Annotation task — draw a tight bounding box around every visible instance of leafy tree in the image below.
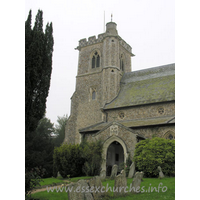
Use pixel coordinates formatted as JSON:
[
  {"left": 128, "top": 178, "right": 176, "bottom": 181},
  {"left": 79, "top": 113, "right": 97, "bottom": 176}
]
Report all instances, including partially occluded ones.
[
  {"left": 133, "top": 137, "right": 175, "bottom": 177},
  {"left": 53, "top": 115, "right": 68, "bottom": 147}
]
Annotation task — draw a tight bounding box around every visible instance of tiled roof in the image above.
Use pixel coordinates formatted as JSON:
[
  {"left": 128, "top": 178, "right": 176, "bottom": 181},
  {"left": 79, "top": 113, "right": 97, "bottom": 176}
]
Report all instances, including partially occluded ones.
[
  {"left": 79, "top": 115, "right": 175, "bottom": 133},
  {"left": 104, "top": 63, "right": 175, "bottom": 110}
]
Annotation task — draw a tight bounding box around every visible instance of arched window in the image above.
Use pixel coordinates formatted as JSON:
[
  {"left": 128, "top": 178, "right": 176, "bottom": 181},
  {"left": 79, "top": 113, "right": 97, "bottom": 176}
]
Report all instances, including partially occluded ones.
[
  {"left": 163, "top": 131, "right": 175, "bottom": 140},
  {"left": 120, "top": 54, "right": 124, "bottom": 71},
  {"left": 92, "top": 56, "right": 95, "bottom": 68},
  {"left": 91, "top": 51, "right": 100, "bottom": 68},
  {"left": 92, "top": 90, "right": 96, "bottom": 100}
]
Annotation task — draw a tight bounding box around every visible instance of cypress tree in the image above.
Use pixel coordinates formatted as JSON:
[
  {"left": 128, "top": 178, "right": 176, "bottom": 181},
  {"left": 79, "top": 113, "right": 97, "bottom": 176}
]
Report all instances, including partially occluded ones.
[{"left": 25, "top": 10, "right": 54, "bottom": 169}]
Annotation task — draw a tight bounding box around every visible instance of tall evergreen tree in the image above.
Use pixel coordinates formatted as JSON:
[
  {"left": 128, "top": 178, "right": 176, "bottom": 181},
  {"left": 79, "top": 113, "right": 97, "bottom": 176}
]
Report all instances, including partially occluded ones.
[
  {"left": 25, "top": 9, "right": 54, "bottom": 136},
  {"left": 25, "top": 10, "right": 54, "bottom": 170}
]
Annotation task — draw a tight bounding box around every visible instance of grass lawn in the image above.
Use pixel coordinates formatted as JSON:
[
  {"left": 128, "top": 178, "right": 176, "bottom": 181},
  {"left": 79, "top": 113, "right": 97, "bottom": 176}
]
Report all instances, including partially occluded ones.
[
  {"left": 31, "top": 177, "right": 175, "bottom": 200},
  {"left": 39, "top": 177, "right": 64, "bottom": 186},
  {"left": 38, "top": 176, "right": 92, "bottom": 186}
]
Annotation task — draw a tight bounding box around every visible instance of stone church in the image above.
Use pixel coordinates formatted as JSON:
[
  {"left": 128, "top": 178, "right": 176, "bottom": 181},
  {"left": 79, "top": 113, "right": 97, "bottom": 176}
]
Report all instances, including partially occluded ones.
[{"left": 64, "top": 21, "right": 175, "bottom": 173}]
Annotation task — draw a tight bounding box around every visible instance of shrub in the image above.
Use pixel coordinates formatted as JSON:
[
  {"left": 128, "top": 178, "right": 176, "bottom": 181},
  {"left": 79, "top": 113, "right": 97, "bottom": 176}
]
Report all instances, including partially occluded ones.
[
  {"left": 53, "top": 140, "right": 103, "bottom": 178},
  {"left": 80, "top": 140, "right": 103, "bottom": 176},
  {"left": 53, "top": 144, "right": 85, "bottom": 178},
  {"left": 25, "top": 167, "right": 45, "bottom": 199},
  {"left": 133, "top": 137, "right": 175, "bottom": 177}
]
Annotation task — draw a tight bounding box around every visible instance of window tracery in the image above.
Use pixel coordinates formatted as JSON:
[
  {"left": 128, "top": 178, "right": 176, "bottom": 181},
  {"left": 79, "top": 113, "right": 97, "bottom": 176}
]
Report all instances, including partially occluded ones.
[{"left": 91, "top": 51, "right": 100, "bottom": 68}]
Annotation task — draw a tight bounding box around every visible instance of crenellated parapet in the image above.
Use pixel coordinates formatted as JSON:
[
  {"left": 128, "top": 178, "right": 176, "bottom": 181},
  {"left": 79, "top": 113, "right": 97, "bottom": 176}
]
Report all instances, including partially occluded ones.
[
  {"left": 77, "top": 33, "right": 105, "bottom": 49},
  {"left": 119, "top": 38, "right": 132, "bottom": 54},
  {"left": 76, "top": 33, "right": 133, "bottom": 54}
]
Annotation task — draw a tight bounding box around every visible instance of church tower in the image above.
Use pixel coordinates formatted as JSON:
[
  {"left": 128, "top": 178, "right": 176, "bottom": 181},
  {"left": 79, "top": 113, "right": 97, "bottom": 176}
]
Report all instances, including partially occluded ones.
[{"left": 65, "top": 20, "right": 134, "bottom": 144}]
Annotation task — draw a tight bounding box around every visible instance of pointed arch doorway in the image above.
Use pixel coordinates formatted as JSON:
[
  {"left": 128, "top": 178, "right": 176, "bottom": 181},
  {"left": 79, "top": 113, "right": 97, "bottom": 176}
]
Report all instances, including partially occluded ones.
[
  {"left": 101, "top": 136, "right": 128, "bottom": 176},
  {"left": 106, "top": 141, "right": 124, "bottom": 176}
]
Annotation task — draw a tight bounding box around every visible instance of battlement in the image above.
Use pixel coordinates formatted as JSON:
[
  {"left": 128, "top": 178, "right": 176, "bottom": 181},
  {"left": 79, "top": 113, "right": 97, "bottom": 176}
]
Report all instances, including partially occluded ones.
[
  {"left": 78, "top": 33, "right": 105, "bottom": 48},
  {"left": 77, "top": 33, "right": 132, "bottom": 54},
  {"left": 119, "top": 38, "right": 132, "bottom": 53}
]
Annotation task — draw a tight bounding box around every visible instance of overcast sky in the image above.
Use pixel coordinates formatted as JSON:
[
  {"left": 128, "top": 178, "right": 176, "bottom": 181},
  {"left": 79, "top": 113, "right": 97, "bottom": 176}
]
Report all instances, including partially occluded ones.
[{"left": 25, "top": 0, "right": 175, "bottom": 125}]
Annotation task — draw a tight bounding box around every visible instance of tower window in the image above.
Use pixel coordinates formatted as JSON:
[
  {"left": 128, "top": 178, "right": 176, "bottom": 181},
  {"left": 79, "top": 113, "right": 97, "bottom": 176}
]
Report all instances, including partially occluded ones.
[
  {"left": 92, "top": 90, "right": 96, "bottom": 100},
  {"left": 92, "top": 56, "right": 95, "bottom": 68},
  {"left": 96, "top": 55, "right": 100, "bottom": 67},
  {"left": 91, "top": 51, "right": 100, "bottom": 68},
  {"left": 120, "top": 54, "right": 124, "bottom": 71}
]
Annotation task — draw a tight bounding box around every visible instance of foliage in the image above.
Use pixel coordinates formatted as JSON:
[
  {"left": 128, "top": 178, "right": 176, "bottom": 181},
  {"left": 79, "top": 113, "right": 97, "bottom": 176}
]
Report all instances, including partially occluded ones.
[
  {"left": 133, "top": 137, "right": 175, "bottom": 177},
  {"left": 25, "top": 9, "right": 54, "bottom": 198},
  {"left": 120, "top": 154, "right": 132, "bottom": 176},
  {"left": 53, "top": 144, "right": 85, "bottom": 178},
  {"left": 25, "top": 9, "right": 54, "bottom": 135},
  {"left": 26, "top": 117, "right": 55, "bottom": 178},
  {"left": 53, "top": 140, "right": 103, "bottom": 178},
  {"left": 80, "top": 140, "right": 103, "bottom": 176},
  {"left": 25, "top": 8, "right": 54, "bottom": 169},
  {"left": 25, "top": 167, "right": 45, "bottom": 199},
  {"left": 53, "top": 115, "right": 68, "bottom": 147}
]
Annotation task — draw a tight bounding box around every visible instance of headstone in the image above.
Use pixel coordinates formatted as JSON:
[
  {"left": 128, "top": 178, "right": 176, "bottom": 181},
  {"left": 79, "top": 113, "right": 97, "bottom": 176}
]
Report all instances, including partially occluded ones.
[
  {"left": 88, "top": 176, "right": 102, "bottom": 200},
  {"left": 110, "top": 164, "right": 118, "bottom": 179},
  {"left": 121, "top": 169, "right": 126, "bottom": 177},
  {"left": 56, "top": 171, "right": 61, "bottom": 178},
  {"left": 100, "top": 169, "right": 106, "bottom": 180},
  {"left": 68, "top": 179, "right": 94, "bottom": 200},
  {"left": 130, "top": 172, "right": 143, "bottom": 193},
  {"left": 114, "top": 170, "right": 127, "bottom": 197},
  {"left": 158, "top": 166, "right": 165, "bottom": 179},
  {"left": 128, "top": 162, "right": 135, "bottom": 178}
]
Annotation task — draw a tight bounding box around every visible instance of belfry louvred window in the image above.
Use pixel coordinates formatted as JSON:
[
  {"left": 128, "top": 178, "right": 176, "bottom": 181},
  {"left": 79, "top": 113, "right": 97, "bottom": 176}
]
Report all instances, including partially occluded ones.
[{"left": 92, "top": 51, "right": 100, "bottom": 68}]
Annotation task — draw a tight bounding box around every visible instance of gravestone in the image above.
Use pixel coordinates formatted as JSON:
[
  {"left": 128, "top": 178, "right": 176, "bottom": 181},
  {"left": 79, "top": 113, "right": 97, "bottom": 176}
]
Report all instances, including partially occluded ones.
[
  {"left": 114, "top": 170, "right": 127, "bottom": 197},
  {"left": 121, "top": 169, "right": 126, "bottom": 177},
  {"left": 131, "top": 172, "right": 143, "bottom": 193},
  {"left": 128, "top": 162, "right": 135, "bottom": 178},
  {"left": 158, "top": 166, "right": 165, "bottom": 179},
  {"left": 68, "top": 179, "right": 94, "bottom": 200},
  {"left": 88, "top": 176, "right": 102, "bottom": 200},
  {"left": 100, "top": 169, "right": 106, "bottom": 180},
  {"left": 110, "top": 164, "right": 118, "bottom": 179}
]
